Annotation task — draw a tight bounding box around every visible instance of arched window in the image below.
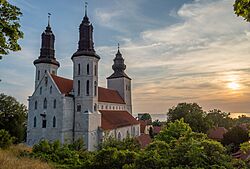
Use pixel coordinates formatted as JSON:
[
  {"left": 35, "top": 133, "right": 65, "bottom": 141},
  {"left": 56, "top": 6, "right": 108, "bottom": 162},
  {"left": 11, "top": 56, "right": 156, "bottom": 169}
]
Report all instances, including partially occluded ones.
[
  {"left": 33, "top": 117, "right": 37, "bottom": 128},
  {"left": 45, "top": 76, "right": 48, "bottom": 86},
  {"left": 94, "top": 103, "right": 97, "bottom": 111},
  {"left": 87, "top": 64, "right": 90, "bottom": 75},
  {"left": 50, "top": 86, "right": 52, "bottom": 94},
  {"left": 53, "top": 99, "right": 56, "bottom": 109},
  {"left": 94, "top": 65, "right": 97, "bottom": 76},
  {"left": 40, "top": 87, "right": 42, "bottom": 95},
  {"left": 118, "top": 132, "right": 121, "bottom": 141},
  {"left": 37, "top": 70, "right": 40, "bottom": 80},
  {"left": 53, "top": 116, "right": 56, "bottom": 128},
  {"left": 86, "top": 80, "right": 89, "bottom": 95},
  {"left": 78, "top": 64, "right": 80, "bottom": 75},
  {"left": 35, "top": 101, "right": 37, "bottom": 110},
  {"left": 43, "top": 98, "right": 47, "bottom": 109},
  {"left": 94, "top": 81, "right": 97, "bottom": 96},
  {"left": 77, "top": 105, "right": 81, "bottom": 112},
  {"left": 42, "top": 118, "right": 46, "bottom": 128},
  {"left": 77, "top": 80, "right": 80, "bottom": 96}
]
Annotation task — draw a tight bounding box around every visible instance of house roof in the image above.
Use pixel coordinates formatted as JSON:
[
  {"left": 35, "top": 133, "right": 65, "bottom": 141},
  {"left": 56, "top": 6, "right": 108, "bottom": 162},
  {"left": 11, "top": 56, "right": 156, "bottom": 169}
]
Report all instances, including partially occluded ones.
[
  {"left": 207, "top": 127, "right": 228, "bottom": 140},
  {"left": 50, "top": 74, "right": 125, "bottom": 104},
  {"left": 153, "top": 126, "right": 162, "bottom": 134},
  {"left": 100, "top": 110, "right": 139, "bottom": 130},
  {"left": 136, "top": 134, "right": 152, "bottom": 148}
]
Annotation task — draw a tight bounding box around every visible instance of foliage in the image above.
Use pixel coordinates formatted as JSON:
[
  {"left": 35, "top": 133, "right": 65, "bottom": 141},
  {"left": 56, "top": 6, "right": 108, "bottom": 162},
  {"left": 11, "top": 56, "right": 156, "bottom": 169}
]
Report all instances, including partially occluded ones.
[
  {"left": 234, "top": 0, "right": 250, "bottom": 22},
  {"left": 139, "top": 113, "right": 152, "bottom": 121},
  {"left": 149, "top": 127, "right": 154, "bottom": 139},
  {"left": 222, "top": 126, "right": 249, "bottom": 153},
  {"left": 240, "top": 142, "right": 250, "bottom": 153},
  {"left": 235, "top": 115, "right": 250, "bottom": 125},
  {"left": 167, "top": 103, "right": 211, "bottom": 133},
  {"left": 0, "top": 129, "right": 14, "bottom": 149},
  {"left": 206, "top": 109, "right": 234, "bottom": 129},
  {"left": 151, "top": 119, "right": 161, "bottom": 126},
  {"left": 99, "top": 137, "right": 140, "bottom": 151},
  {"left": 0, "top": 93, "right": 27, "bottom": 143},
  {"left": 155, "top": 118, "right": 192, "bottom": 144},
  {"left": 0, "top": 0, "right": 24, "bottom": 58}
]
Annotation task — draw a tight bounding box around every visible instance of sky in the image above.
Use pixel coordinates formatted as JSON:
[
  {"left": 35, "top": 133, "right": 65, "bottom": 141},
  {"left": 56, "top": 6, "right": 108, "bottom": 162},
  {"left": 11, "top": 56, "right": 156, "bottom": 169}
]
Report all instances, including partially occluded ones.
[{"left": 1, "top": 0, "right": 250, "bottom": 114}]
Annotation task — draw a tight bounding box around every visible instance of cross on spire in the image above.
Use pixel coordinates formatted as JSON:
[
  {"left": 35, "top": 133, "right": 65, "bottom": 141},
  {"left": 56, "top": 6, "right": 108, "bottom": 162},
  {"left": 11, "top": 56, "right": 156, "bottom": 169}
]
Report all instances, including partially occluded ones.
[
  {"left": 85, "top": 1, "right": 88, "bottom": 17},
  {"left": 48, "top": 13, "right": 51, "bottom": 27}
]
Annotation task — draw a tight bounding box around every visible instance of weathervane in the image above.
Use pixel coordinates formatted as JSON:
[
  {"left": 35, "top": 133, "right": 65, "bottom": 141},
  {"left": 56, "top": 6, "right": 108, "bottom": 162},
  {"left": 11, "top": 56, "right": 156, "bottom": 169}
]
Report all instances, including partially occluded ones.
[
  {"left": 48, "top": 13, "right": 51, "bottom": 27},
  {"left": 85, "top": 1, "right": 88, "bottom": 16}
]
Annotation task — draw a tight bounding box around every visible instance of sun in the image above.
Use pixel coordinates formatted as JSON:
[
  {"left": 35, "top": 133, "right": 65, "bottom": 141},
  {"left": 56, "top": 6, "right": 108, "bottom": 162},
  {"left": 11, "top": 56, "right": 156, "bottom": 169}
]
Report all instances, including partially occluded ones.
[{"left": 227, "top": 82, "right": 240, "bottom": 90}]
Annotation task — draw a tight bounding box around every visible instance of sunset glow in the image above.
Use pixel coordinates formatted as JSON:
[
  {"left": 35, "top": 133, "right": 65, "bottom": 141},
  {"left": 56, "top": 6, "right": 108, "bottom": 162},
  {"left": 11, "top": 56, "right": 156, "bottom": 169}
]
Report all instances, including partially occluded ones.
[{"left": 227, "top": 82, "right": 240, "bottom": 90}]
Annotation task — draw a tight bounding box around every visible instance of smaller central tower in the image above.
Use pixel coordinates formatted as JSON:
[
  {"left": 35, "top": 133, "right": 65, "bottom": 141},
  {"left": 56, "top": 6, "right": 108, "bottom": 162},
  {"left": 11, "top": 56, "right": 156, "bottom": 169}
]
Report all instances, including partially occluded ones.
[
  {"left": 71, "top": 3, "right": 100, "bottom": 151},
  {"left": 34, "top": 14, "right": 59, "bottom": 89}
]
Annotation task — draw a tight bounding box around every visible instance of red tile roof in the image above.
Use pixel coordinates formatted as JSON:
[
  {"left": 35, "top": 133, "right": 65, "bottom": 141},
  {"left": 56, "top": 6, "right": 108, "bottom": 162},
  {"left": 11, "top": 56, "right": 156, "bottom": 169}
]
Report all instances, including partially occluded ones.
[
  {"left": 100, "top": 110, "right": 139, "bottom": 130},
  {"left": 136, "top": 134, "right": 152, "bottom": 148},
  {"left": 51, "top": 74, "right": 73, "bottom": 95},
  {"left": 50, "top": 74, "right": 125, "bottom": 104},
  {"left": 98, "top": 87, "right": 125, "bottom": 104},
  {"left": 207, "top": 127, "right": 228, "bottom": 140}
]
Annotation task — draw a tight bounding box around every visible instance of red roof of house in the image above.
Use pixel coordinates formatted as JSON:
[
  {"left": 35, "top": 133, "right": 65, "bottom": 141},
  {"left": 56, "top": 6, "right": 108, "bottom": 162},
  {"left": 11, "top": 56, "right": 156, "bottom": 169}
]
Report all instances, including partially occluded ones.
[
  {"left": 207, "top": 127, "right": 228, "bottom": 140},
  {"left": 98, "top": 87, "right": 125, "bottom": 104},
  {"left": 153, "top": 126, "right": 162, "bottom": 134},
  {"left": 100, "top": 110, "right": 139, "bottom": 130},
  {"left": 50, "top": 74, "right": 125, "bottom": 104},
  {"left": 51, "top": 74, "right": 73, "bottom": 95},
  {"left": 136, "top": 134, "right": 152, "bottom": 148}
]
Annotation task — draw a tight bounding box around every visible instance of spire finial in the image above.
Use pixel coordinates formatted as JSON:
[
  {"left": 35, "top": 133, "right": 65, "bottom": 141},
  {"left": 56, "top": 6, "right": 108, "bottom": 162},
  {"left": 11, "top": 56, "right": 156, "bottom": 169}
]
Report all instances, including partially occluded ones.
[
  {"left": 118, "top": 43, "right": 120, "bottom": 50},
  {"left": 85, "top": 1, "right": 88, "bottom": 17},
  {"left": 48, "top": 13, "right": 51, "bottom": 27}
]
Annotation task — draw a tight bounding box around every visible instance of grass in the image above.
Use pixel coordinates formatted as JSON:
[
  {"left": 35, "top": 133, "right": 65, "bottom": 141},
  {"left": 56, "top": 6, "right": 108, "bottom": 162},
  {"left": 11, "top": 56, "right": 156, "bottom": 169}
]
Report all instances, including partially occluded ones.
[{"left": 0, "top": 144, "right": 53, "bottom": 169}]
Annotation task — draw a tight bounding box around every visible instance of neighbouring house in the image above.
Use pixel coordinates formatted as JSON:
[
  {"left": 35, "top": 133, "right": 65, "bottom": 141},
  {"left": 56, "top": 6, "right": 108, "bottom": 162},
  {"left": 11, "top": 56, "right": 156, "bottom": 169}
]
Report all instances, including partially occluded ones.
[
  {"left": 139, "top": 120, "right": 152, "bottom": 134},
  {"left": 207, "top": 127, "right": 228, "bottom": 141},
  {"left": 137, "top": 134, "right": 152, "bottom": 148}
]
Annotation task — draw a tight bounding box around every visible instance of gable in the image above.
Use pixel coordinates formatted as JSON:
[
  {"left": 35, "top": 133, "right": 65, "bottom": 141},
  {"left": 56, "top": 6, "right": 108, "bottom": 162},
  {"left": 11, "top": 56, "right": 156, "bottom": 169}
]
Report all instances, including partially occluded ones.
[{"left": 51, "top": 74, "right": 73, "bottom": 95}]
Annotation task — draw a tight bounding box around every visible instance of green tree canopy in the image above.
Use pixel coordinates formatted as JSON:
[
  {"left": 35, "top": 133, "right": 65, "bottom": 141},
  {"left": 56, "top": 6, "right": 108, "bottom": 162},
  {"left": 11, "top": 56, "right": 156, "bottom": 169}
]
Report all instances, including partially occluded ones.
[
  {"left": 0, "top": 0, "right": 23, "bottom": 59},
  {"left": 0, "top": 93, "right": 27, "bottom": 143},
  {"left": 139, "top": 113, "right": 152, "bottom": 121},
  {"left": 206, "top": 109, "right": 234, "bottom": 129},
  {"left": 167, "top": 103, "right": 211, "bottom": 133},
  {"left": 234, "top": 0, "right": 250, "bottom": 22}
]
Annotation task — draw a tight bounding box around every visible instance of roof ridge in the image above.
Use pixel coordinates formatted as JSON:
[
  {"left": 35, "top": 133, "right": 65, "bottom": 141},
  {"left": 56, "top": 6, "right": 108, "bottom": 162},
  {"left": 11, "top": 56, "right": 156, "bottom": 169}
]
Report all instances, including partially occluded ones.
[{"left": 50, "top": 73, "right": 73, "bottom": 81}]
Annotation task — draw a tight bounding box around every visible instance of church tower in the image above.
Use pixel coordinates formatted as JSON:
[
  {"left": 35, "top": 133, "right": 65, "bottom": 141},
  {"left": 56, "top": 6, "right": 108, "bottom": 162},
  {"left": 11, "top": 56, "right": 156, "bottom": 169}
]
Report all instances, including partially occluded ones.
[
  {"left": 71, "top": 3, "right": 101, "bottom": 151},
  {"left": 107, "top": 45, "right": 132, "bottom": 114},
  {"left": 33, "top": 14, "right": 59, "bottom": 89}
]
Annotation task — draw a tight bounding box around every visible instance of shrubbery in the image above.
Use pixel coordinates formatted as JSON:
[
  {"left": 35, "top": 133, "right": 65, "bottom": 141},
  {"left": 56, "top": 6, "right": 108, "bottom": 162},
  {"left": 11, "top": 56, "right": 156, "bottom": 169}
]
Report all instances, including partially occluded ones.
[{"left": 0, "top": 129, "right": 14, "bottom": 149}]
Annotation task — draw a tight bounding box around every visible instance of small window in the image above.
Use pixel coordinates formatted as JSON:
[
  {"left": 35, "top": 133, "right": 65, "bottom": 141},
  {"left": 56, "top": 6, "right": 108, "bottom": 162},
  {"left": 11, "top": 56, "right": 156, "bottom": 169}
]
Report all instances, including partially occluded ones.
[
  {"left": 45, "top": 77, "right": 48, "bottom": 86},
  {"left": 43, "top": 98, "right": 47, "bottom": 109},
  {"left": 37, "top": 71, "right": 40, "bottom": 80},
  {"left": 52, "top": 70, "right": 56, "bottom": 75},
  {"left": 42, "top": 119, "right": 46, "bottom": 128},
  {"left": 33, "top": 117, "right": 37, "bottom": 128},
  {"left": 106, "top": 105, "right": 108, "bottom": 109},
  {"left": 118, "top": 132, "right": 121, "bottom": 141},
  {"left": 78, "top": 80, "right": 80, "bottom": 96},
  {"left": 86, "top": 80, "right": 89, "bottom": 95},
  {"left": 77, "top": 105, "right": 81, "bottom": 112},
  {"left": 94, "top": 103, "right": 97, "bottom": 111},
  {"left": 50, "top": 86, "right": 52, "bottom": 94},
  {"left": 94, "top": 65, "right": 97, "bottom": 76},
  {"left": 53, "top": 116, "right": 56, "bottom": 128},
  {"left": 101, "top": 105, "right": 103, "bottom": 109},
  {"left": 35, "top": 101, "right": 37, "bottom": 110},
  {"left": 40, "top": 87, "right": 42, "bottom": 95},
  {"left": 53, "top": 99, "right": 56, "bottom": 109},
  {"left": 78, "top": 64, "right": 80, "bottom": 75},
  {"left": 94, "top": 81, "right": 97, "bottom": 96},
  {"left": 87, "top": 64, "right": 90, "bottom": 75}
]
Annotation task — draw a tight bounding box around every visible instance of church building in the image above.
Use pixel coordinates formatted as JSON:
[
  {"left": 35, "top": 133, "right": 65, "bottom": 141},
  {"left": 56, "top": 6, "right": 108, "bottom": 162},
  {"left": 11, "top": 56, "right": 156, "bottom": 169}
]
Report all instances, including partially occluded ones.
[{"left": 26, "top": 6, "right": 140, "bottom": 151}]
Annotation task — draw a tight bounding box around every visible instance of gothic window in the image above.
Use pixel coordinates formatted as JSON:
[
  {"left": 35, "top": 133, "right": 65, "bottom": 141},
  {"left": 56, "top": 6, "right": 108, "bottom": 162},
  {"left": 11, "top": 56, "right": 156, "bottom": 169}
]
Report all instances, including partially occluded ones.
[
  {"left": 53, "top": 116, "right": 56, "bottom": 128},
  {"left": 101, "top": 105, "right": 103, "bottom": 109},
  {"left": 50, "top": 86, "right": 52, "bottom": 94},
  {"left": 43, "top": 98, "right": 47, "bottom": 109},
  {"left": 105, "top": 105, "right": 108, "bottom": 109},
  {"left": 42, "top": 118, "right": 46, "bottom": 128},
  {"left": 77, "top": 105, "right": 81, "bottom": 112},
  {"left": 94, "top": 103, "right": 97, "bottom": 111},
  {"left": 35, "top": 101, "right": 37, "bottom": 110},
  {"left": 77, "top": 80, "right": 80, "bottom": 96},
  {"left": 86, "top": 80, "right": 90, "bottom": 95},
  {"left": 78, "top": 64, "right": 80, "bottom": 75},
  {"left": 37, "top": 70, "right": 40, "bottom": 80},
  {"left": 94, "top": 81, "right": 97, "bottom": 96},
  {"left": 40, "top": 87, "right": 42, "bottom": 95},
  {"left": 94, "top": 65, "right": 97, "bottom": 76},
  {"left": 33, "top": 117, "right": 37, "bottom": 128},
  {"left": 87, "top": 64, "right": 90, "bottom": 75},
  {"left": 45, "top": 77, "right": 48, "bottom": 86},
  {"left": 118, "top": 132, "right": 121, "bottom": 141},
  {"left": 53, "top": 99, "right": 56, "bottom": 109}
]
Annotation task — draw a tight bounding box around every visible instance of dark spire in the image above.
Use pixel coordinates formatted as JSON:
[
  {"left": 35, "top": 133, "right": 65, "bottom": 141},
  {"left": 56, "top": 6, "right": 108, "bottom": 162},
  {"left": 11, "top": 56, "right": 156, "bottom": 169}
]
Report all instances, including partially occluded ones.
[
  {"left": 107, "top": 44, "right": 131, "bottom": 80},
  {"left": 72, "top": 2, "right": 100, "bottom": 59},
  {"left": 34, "top": 13, "right": 60, "bottom": 67}
]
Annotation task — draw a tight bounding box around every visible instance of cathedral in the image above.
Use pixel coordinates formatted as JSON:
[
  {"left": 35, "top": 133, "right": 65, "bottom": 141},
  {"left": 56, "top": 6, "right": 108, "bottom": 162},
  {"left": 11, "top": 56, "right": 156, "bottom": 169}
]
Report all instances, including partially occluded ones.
[{"left": 26, "top": 6, "right": 140, "bottom": 151}]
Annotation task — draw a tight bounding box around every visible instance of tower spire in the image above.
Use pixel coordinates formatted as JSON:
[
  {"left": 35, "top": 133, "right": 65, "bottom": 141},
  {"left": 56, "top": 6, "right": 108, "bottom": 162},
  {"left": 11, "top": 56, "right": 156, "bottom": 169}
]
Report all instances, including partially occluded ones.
[
  {"left": 85, "top": 2, "right": 88, "bottom": 17},
  {"left": 47, "top": 13, "right": 51, "bottom": 27}
]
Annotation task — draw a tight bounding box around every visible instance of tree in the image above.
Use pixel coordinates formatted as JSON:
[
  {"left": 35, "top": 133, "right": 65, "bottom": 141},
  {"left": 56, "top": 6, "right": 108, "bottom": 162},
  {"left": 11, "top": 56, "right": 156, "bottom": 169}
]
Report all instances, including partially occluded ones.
[
  {"left": 206, "top": 109, "right": 234, "bottom": 129},
  {"left": 0, "top": 129, "right": 14, "bottom": 149},
  {"left": 234, "top": 0, "right": 250, "bottom": 22},
  {"left": 167, "top": 103, "right": 211, "bottom": 133},
  {"left": 222, "top": 126, "right": 249, "bottom": 153},
  {"left": 0, "top": 93, "right": 27, "bottom": 143},
  {"left": 0, "top": 0, "right": 24, "bottom": 59},
  {"left": 139, "top": 113, "right": 152, "bottom": 121}
]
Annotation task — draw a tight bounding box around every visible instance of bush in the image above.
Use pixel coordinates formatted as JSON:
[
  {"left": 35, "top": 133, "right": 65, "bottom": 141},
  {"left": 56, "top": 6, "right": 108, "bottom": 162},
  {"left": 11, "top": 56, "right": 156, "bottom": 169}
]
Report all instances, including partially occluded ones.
[{"left": 0, "top": 129, "right": 14, "bottom": 149}]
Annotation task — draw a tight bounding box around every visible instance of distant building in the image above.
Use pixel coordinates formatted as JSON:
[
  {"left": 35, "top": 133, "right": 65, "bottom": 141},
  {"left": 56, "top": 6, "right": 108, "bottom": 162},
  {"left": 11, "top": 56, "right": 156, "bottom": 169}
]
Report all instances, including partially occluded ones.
[
  {"left": 207, "top": 127, "right": 228, "bottom": 141},
  {"left": 26, "top": 6, "right": 140, "bottom": 151}
]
